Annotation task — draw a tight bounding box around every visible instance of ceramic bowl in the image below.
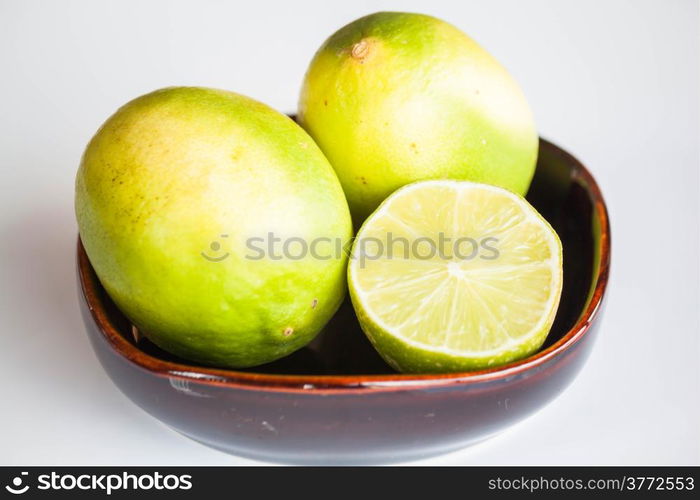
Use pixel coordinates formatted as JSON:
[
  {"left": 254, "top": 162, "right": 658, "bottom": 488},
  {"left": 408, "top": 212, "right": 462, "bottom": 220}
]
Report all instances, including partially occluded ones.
[{"left": 77, "top": 138, "right": 610, "bottom": 464}]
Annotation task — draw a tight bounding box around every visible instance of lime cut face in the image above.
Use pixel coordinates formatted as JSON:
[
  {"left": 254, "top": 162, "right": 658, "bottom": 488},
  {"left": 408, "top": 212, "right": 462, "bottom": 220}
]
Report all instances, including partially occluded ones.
[{"left": 348, "top": 180, "right": 563, "bottom": 373}]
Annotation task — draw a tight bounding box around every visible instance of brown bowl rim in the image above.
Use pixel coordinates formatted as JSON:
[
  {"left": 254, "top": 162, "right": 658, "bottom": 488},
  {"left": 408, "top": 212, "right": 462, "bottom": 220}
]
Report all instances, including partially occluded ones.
[{"left": 77, "top": 138, "right": 610, "bottom": 394}]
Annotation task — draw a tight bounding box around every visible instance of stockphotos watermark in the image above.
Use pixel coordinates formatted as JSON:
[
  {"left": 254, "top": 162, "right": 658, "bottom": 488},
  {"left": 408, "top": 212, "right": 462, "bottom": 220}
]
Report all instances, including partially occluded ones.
[
  {"left": 201, "top": 232, "right": 500, "bottom": 267},
  {"left": 3, "top": 471, "right": 192, "bottom": 495}
]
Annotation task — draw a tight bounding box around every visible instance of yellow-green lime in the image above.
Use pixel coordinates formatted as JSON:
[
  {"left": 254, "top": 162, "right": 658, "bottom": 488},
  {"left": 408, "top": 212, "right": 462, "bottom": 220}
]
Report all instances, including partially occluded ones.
[
  {"left": 348, "top": 180, "right": 563, "bottom": 373},
  {"left": 76, "top": 87, "right": 352, "bottom": 368},
  {"left": 299, "top": 12, "right": 538, "bottom": 224}
]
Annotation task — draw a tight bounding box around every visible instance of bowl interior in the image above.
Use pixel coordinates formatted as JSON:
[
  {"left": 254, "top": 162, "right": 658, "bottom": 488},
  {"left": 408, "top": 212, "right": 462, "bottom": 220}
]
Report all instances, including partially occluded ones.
[{"left": 80, "top": 138, "right": 605, "bottom": 377}]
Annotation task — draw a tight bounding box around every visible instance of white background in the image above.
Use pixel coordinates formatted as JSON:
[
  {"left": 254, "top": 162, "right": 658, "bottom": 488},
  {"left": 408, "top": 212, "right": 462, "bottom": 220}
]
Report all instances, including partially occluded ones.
[{"left": 0, "top": 0, "right": 698, "bottom": 465}]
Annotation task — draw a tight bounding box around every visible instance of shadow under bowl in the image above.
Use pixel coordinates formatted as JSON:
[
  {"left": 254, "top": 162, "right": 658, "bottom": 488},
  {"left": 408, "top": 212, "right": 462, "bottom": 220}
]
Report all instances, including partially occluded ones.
[{"left": 77, "top": 138, "right": 610, "bottom": 464}]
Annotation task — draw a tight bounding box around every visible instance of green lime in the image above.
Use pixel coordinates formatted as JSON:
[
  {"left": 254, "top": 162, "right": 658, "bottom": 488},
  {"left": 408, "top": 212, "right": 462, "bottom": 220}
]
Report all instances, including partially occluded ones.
[
  {"left": 348, "top": 180, "right": 563, "bottom": 373},
  {"left": 299, "top": 12, "right": 538, "bottom": 223},
  {"left": 76, "top": 87, "right": 352, "bottom": 368}
]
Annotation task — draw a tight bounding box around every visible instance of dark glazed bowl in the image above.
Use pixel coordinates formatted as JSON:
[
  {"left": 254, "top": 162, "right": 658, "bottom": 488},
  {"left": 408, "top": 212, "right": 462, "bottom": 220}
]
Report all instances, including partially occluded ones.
[{"left": 77, "top": 138, "right": 610, "bottom": 464}]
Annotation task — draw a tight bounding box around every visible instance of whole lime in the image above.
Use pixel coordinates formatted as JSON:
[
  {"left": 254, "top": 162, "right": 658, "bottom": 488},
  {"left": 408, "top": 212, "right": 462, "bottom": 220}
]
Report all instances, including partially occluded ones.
[
  {"left": 76, "top": 87, "right": 352, "bottom": 368},
  {"left": 299, "top": 12, "right": 538, "bottom": 223}
]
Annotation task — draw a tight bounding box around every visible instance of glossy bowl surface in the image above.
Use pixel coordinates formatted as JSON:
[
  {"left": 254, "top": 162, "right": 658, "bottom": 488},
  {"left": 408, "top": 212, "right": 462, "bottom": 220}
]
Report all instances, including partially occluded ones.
[{"left": 77, "top": 138, "right": 610, "bottom": 464}]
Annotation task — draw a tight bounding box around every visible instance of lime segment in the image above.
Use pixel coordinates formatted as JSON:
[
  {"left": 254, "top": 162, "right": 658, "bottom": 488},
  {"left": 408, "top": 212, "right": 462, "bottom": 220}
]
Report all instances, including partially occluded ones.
[{"left": 348, "top": 180, "right": 563, "bottom": 373}]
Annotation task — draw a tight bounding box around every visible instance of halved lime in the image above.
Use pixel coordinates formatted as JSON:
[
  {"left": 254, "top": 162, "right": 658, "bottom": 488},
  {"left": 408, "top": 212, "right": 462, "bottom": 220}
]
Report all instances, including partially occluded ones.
[{"left": 348, "top": 180, "right": 563, "bottom": 373}]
